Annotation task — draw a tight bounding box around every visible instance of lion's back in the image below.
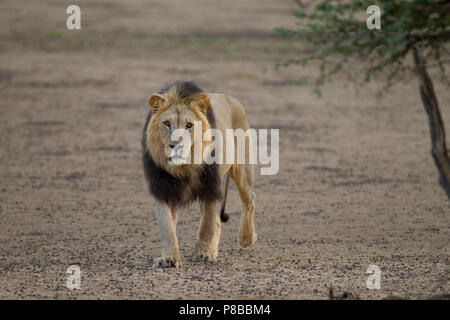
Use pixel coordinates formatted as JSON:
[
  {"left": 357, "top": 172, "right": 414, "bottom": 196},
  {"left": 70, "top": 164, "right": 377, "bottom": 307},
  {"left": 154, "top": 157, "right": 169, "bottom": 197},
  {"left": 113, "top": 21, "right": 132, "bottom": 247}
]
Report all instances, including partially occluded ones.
[{"left": 208, "top": 93, "right": 250, "bottom": 132}]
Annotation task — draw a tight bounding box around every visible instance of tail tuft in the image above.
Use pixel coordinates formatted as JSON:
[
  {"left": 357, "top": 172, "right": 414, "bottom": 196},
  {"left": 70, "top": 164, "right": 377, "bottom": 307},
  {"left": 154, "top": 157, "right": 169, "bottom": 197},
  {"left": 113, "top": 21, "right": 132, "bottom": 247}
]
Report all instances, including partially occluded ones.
[
  {"left": 220, "top": 208, "right": 229, "bottom": 223},
  {"left": 220, "top": 171, "right": 231, "bottom": 223}
]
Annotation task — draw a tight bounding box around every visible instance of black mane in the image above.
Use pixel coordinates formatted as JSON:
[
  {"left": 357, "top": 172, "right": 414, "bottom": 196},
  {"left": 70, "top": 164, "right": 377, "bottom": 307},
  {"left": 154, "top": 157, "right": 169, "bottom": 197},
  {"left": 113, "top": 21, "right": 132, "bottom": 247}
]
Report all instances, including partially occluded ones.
[{"left": 142, "top": 81, "right": 222, "bottom": 208}]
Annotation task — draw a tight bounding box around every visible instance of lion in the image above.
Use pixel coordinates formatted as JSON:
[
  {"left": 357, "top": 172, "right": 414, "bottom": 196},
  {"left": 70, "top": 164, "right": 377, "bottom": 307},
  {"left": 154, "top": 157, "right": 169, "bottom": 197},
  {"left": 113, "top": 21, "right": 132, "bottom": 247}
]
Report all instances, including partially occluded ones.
[{"left": 142, "top": 80, "right": 256, "bottom": 268}]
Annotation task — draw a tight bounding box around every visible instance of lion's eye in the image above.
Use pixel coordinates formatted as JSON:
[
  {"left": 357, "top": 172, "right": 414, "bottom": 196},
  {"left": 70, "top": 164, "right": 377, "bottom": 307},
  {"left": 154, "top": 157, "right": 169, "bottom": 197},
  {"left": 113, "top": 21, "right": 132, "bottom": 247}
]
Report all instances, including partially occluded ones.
[
  {"left": 163, "top": 120, "right": 170, "bottom": 127},
  {"left": 186, "top": 122, "right": 193, "bottom": 129}
]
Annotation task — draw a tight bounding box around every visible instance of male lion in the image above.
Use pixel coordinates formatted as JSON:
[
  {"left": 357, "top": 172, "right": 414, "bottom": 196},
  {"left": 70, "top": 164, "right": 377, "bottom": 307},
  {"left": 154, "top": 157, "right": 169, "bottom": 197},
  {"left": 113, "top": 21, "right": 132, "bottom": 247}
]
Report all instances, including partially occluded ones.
[{"left": 142, "top": 80, "right": 256, "bottom": 268}]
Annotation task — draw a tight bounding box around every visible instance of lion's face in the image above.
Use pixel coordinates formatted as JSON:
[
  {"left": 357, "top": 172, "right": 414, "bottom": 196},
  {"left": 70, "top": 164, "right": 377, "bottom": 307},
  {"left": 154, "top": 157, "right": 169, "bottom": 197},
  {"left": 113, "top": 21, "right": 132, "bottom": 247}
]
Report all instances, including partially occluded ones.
[
  {"left": 157, "top": 105, "right": 201, "bottom": 166},
  {"left": 146, "top": 92, "right": 211, "bottom": 175}
]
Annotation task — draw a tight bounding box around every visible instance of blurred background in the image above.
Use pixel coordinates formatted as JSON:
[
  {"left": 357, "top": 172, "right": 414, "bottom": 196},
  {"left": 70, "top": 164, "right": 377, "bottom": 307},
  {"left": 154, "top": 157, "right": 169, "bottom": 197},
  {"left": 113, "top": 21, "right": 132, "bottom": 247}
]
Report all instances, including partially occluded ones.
[{"left": 0, "top": 0, "right": 448, "bottom": 299}]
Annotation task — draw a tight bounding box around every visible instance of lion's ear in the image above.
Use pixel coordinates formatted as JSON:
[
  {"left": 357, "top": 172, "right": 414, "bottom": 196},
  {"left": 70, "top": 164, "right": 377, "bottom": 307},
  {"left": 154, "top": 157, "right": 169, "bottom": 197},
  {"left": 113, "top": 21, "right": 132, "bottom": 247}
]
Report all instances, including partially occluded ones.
[
  {"left": 149, "top": 94, "right": 168, "bottom": 113},
  {"left": 190, "top": 93, "right": 210, "bottom": 114}
]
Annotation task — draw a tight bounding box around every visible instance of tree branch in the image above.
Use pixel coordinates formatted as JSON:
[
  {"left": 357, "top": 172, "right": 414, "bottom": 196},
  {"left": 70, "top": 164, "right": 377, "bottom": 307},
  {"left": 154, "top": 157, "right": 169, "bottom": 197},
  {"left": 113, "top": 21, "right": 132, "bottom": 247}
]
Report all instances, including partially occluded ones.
[{"left": 413, "top": 49, "right": 450, "bottom": 199}]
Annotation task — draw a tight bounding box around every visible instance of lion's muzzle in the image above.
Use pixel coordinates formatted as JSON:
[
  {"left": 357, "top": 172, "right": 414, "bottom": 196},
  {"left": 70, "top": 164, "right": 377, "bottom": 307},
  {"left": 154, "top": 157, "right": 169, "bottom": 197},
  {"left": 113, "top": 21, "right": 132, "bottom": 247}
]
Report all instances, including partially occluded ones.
[{"left": 168, "top": 143, "right": 186, "bottom": 166}]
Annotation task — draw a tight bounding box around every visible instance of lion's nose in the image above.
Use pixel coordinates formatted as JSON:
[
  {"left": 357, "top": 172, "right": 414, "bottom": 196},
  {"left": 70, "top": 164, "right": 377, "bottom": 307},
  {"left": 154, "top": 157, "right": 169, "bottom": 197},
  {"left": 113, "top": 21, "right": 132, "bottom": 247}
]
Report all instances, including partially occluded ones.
[{"left": 169, "top": 143, "right": 176, "bottom": 149}]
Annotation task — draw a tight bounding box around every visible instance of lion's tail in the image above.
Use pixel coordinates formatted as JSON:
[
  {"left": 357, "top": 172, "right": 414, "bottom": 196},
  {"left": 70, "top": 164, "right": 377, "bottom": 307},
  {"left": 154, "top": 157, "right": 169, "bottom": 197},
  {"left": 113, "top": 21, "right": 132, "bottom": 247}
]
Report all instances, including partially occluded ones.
[{"left": 220, "top": 171, "right": 230, "bottom": 222}]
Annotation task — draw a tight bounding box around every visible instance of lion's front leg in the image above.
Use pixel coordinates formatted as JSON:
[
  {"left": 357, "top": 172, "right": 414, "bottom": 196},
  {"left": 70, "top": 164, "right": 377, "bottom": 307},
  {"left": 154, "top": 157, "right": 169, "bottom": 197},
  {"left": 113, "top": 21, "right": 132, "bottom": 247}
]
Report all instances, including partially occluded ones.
[
  {"left": 193, "top": 200, "right": 221, "bottom": 262},
  {"left": 153, "top": 200, "right": 181, "bottom": 268}
]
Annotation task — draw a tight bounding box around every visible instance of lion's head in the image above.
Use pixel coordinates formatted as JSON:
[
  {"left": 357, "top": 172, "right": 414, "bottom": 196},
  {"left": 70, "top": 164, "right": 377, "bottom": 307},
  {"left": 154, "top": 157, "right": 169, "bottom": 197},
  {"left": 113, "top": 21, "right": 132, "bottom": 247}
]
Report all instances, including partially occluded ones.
[{"left": 146, "top": 84, "right": 212, "bottom": 177}]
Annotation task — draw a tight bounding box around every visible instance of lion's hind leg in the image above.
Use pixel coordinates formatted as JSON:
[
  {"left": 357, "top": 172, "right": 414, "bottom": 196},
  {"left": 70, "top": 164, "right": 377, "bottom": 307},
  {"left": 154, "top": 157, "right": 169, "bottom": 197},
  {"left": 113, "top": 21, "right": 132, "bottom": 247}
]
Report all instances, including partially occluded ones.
[{"left": 230, "top": 163, "right": 257, "bottom": 248}]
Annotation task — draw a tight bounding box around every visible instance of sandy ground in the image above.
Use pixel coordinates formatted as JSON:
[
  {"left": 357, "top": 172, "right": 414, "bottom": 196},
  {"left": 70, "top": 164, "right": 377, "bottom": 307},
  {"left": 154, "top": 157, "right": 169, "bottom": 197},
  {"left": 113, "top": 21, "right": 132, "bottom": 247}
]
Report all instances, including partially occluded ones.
[{"left": 0, "top": 0, "right": 448, "bottom": 299}]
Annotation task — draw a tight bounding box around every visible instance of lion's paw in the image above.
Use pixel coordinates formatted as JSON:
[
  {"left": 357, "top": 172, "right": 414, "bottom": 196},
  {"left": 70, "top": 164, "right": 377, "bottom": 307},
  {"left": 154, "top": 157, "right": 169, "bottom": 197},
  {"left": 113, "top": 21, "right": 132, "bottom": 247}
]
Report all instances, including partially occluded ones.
[
  {"left": 152, "top": 256, "right": 182, "bottom": 268},
  {"left": 193, "top": 252, "right": 217, "bottom": 262},
  {"left": 239, "top": 232, "right": 257, "bottom": 248},
  {"left": 193, "top": 241, "right": 218, "bottom": 262}
]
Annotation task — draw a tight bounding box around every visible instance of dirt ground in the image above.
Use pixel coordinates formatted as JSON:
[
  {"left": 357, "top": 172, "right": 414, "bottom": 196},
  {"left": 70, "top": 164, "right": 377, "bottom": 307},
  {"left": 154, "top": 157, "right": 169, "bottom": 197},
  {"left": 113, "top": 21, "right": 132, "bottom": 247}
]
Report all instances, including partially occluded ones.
[{"left": 0, "top": 0, "right": 448, "bottom": 299}]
